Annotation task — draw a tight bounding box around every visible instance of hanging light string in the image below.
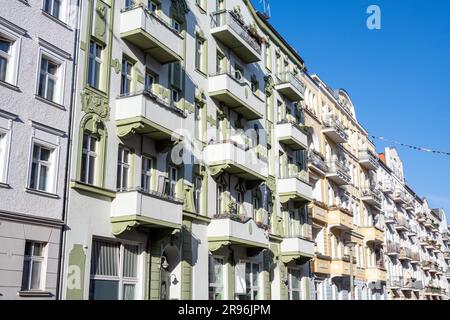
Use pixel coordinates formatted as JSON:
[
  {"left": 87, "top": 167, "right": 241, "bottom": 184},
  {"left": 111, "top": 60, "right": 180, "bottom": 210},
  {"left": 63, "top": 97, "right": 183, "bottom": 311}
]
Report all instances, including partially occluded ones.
[{"left": 344, "top": 127, "right": 450, "bottom": 156}]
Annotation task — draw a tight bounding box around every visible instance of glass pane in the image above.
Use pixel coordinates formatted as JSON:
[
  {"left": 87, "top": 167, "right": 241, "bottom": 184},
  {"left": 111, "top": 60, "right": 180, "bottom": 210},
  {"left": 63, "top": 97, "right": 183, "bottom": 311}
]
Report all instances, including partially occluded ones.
[
  {"left": 89, "top": 137, "right": 97, "bottom": 152},
  {"left": 122, "top": 284, "right": 135, "bottom": 300},
  {"left": 47, "top": 78, "right": 55, "bottom": 101},
  {"left": 30, "top": 261, "right": 42, "bottom": 290},
  {"left": 39, "top": 165, "right": 48, "bottom": 191},
  {"left": 0, "top": 39, "right": 11, "bottom": 53},
  {"left": 21, "top": 260, "right": 31, "bottom": 290},
  {"left": 81, "top": 153, "right": 87, "bottom": 183},
  {"left": 32, "top": 145, "right": 40, "bottom": 160},
  {"left": 47, "top": 61, "right": 58, "bottom": 75},
  {"left": 0, "top": 57, "right": 7, "bottom": 81},
  {"left": 90, "top": 240, "right": 119, "bottom": 277},
  {"left": 40, "top": 148, "right": 51, "bottom": 161},
  {"left": 38, "top": 74, "right": 46, "bottom": 97},
  {"left": 30, "top": 162, "right": 38, "bottom": 189},
  {"left": 89, "top": 280, "right": 119, "bottom": 300},
  {"left": 123, "top": 245, "right": 138, "bottom": 278},
  {"left": 53, "top": 0, "right": 61, "bottom": 18},
  {"left": 245, "top": 263, "right": 251, "bottom": 288},
  {"left": 252, "top": 264, "right": 259, "bottom": 286},
  {"left": 292, "top": 291, "right": 300, "bottom": 300},
  {"left": 33, "top": 243, "right": 44, "bottom": 257},
  {"left": 88, "top": 155, "right": 96, "bottom": 184},
  {"left": 122, "top": 167, "right": 128, "bottom": 189},
  {"left": 24, "top": 242, "right": 33, "bottom": 256},
  {"left": 44, "top": 0, "right": 51, "bottom": 13}
]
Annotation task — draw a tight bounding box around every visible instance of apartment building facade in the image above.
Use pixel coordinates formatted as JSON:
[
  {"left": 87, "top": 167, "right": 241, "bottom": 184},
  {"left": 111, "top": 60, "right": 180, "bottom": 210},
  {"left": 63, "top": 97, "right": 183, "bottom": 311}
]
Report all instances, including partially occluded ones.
[
  {"left": 0, "top": 0, "right": 78, "bottom": 299},
  {"left": 379, "top": 148, "right": 450, "bottom": 300}
]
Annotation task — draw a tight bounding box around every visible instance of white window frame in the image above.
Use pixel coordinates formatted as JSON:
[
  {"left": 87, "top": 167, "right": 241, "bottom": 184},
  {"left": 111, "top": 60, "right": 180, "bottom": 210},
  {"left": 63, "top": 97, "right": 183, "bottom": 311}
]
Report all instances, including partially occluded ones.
[
  {"left": 89, "top": 238, "right": 143, "bottom": 300},
  {"left": 37, "top": 56, "right": 60, "bottom": 103},
  {"left": 141, "top": 156, "right": 153, "bottom": 193},
  {"left": 35, "top": 43, "right": 67, "bottom": 105},
  {"left": 194, "top": 175, "right": 202, "bottom": 214},
  {"left": 81, "top": 133, "right": 98, "bottom": 185},
  {"left": 287, "top": 267, "right": 303, "bottom": 300},
  {"left": 88, "top": 40, "right": 103, "bottom": 90},
  {"left": 236, "top": 260, "right": 261, "bottom": 300},
  {"left": 28, "top": 143, "right": 55, "bottom": 193},
  {"left": 208, "top": 256, "right": 224, "bottom": 300},
  {"left": 0, "top": 20, "right": 24, "bottom": 86},
  {"left": 42, "top": 0, "right": 67, "bottom": 23},
  {"left": 117, "top": 146, "right": 131, "bottom": 192},
  {"left": 21, "top": 241, "right": 48, "bottom": 292},
  {"left": 120, "top": 58, "right": 133, "bottom": 95},
  {"left": 168, "top": 166, "right": 178, "bottom": 198},
  {"left": 0, "top": 112, "right": 13, "bottom": 184}
]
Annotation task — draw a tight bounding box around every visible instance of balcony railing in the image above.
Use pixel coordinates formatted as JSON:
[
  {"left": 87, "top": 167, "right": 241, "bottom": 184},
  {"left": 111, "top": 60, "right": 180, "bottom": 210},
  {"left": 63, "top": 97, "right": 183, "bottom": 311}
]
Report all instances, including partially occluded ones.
[
  {"left": 360, "top": 186, "right": 382, "bottom": 208},
  {"left": 359, "top": 149, "right": 379, "bottom": 170},
  {"left": 275, "top": 71, "right": 306, "bottom": 100},
  {"left": 322, "top": 116, "right": 349, "bottom": 143},
  {"left": 326, "top": 160, "right": 351, "bottom": 185},
  {"left": 386, "top": 242, "right": 400, "bottom": 255},
  {"left": 210, "top": 10, "right": 262, "bottom": 63},
  {"left": 399, "top": 247, "right": 412, "bottom": 260},
  {"left": 308, "top": 149, "right": 328, "bottom": 174}
]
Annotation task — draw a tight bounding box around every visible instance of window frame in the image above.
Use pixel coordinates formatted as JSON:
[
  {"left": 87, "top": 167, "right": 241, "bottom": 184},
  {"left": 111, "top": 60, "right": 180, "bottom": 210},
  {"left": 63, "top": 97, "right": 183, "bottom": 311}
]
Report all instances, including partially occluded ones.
[
  {"left": 28, "top": 143, "right": 55, "bottom": 193},
  {"left": 0, "top": 128, "right": 10, "bottom": 184},
  {"left": 89, "top": 238, "right": 142, "bottom": 300},
  {"left": 80, "top": 133, "right": 99, "bottom": 185},
  {"left": 87, "top": 40, "right": 104, "bottom": 90},
  {"left": 287, "top": 267, "right": 302, "bottom": 300},
  {"left": 117, "top": 145, "right": 131, "bottom": 192},
  {"left": 21, "top": 241, "right": 47, "bottom": 292},
  {"left": 141, "top": 156, "right": 154, "bottom": 193},
  {"left": 37, "top": 56, "right": 61, "bottom": 103},
  {"left": 42, "top": 0, "right": 64, "bottom": 21},
  {"left": 168, "top": 165, "right": 178, "bottom": 198},
  {"left": 208, "top": 256, "right": 224, "bottom": 300},
  {"left": 0, "top": 22, "right": 23, "bottom": 86},
  {"left": 120, "top": 58, "right": 133, "bottom": 96}
]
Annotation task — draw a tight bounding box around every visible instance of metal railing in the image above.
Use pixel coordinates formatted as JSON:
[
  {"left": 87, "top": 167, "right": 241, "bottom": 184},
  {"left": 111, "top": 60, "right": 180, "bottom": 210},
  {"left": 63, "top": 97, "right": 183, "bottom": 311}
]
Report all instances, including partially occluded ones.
[
  {"left": 210, "top": 10, "right": 262, "bottom": 55},
  {"left": 276, "top": 71, "right": 306, "bottom": 95},
  {"left": 360, "top": 186, "right": 383, "bottom": 205},
  {"left": 308, "top": 150, "right": 328, "bottom": 173},
  {"left": 322, "top": 116, "right": 349, "bottom": 141},
  {"left": 386, "top": 242, "right": 400, "bottom": 255},
  {"left": 359, "top": 149, "right": 379, "bottom": 167},
  {"left": 327, "top": 160, "right": 350, "bottom": 176}
]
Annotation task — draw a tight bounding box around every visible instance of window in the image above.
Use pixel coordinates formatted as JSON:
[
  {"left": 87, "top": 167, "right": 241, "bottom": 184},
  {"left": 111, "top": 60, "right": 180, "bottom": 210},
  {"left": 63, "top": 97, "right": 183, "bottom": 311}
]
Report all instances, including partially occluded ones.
[
  {"left": 172, "top": 19, "right": 181, "bottom": 33},
  {"left": 196, "top": 0, "right": 207, "bottom": 11},
  {"left": 145, "top": 71, "right": 155, "bottom": 93},
  {"left": 141, "top": 157, "right": 153, "bottom": 193},
  {"left": 0, "top": 132, "right": 6, "bottom": 182},
  {"left": 88, "top": 41, "right": 103, "bottom": 90},
  {"left": 148, "top": 1, "right": 159, "bottom": 12},
  {"left": 171, "top": 89, "right": 180, "bottom": 107},
  {"left": 209, "top": 256, "right": 224, "bottom": 300},
  {"left": 234, "top": 64, "right": 243, "bottom": 81},
  {"left": 43, "top": 0, "right": 61, "bottom": 19},
  {"left": 287, "top": 268, "right": 302, "bottom": 300},
  {"left": 239, "top": 263, "right": 260, "bottom": 300},
  {"left": 217, "top": 185, "right": 224, "bottom": 215},
  {"left": 21, "top": 241, "right": 46, "bottom": 291},
  {"left": 265, "top": 43, "right": 271, "bottom": 70},
  {"left": 81, "top": 134, "right": 98, "bottom": 185},
  {"left": 117, "top": 146, "right": 130, "bottom": 192},
  {"left": 216, "top": 51, "right": 226, "bottom": 74},
  {"left": 195, "top": 37, "right": 206, "bottom": 73},
  {"left": 120, "top": 58, "right": 133, "bottom": 95},
  {"left": 0, "top": 37, "right": 12, "bottom": 82},
  {"left": 125, "top": 0, "right": 134, "bottom": 8},
  {"left": 29, "top": 144, "right": 53, "bottom": 192},
  {"left": 194, "top": 175, "right": 202, "bottom": 214},
  {"left": 168, "top": 166, "right": 178, "bottom": 197},
  {"left": 251, "top": 76, "right": 258, "bottom": 93},
  {"left": 89, "top": 240, "right": 140, "bottom": 300},
  {"left": 38, "top": 57, "right": 59, "bottom": 102}
]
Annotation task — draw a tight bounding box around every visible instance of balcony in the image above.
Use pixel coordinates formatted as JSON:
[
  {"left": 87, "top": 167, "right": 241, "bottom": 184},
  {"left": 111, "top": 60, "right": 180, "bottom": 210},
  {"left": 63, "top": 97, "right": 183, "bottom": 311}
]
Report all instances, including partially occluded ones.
[
  {"left": 120, "top": 5, "right": 183, "bottom": 64},
  {"left": 328, "top": 207, "right": 353, "bottom": 230},
  {"left": 210, "top": 10, "right": 262, "bottom": 64},
  {"left": 410, "top": 251, "right": 421, "bottom": 264},
  {"left": 394, "top": 216, "right": 410, "bottom": 232},
  {"left": 115, "top": 90, "right": 187, "bottom": 140},
  {"left": 393, "top": 188, "right": 408, "bottom": 204},
  {"left": 204, "top": 141, "right": 268, "bottom": 181},
  {"left": 361, "top": 226, "right": 384, "bottom": 244},
  {"left": 209, "top": 72, "right": 265, "bottom": 120},
  {"left": 278, "top": 175, "right": 313, "bottom": 204},
  {"left": 330, "top": 258, "right": 352, "bottom": 277},
  {"left": 309, "top": 201, "right": 328, "bottom": 224},
  {"left": 111, "top": 189, "right": 183, "bottom": 234},
  {"left": 276, "top": 119, "right": 308, "bottom": 150},
  {"left": 358, "top": 149, "right": 379, "bottom": 170},
  {"left": 384, "top": 211, "right": 398, "bottom": 225},
  {"left": 381, "top": 180, "right": 395, "bottom": 194},
  {"left": 326, "top": 160, "right": 351, "bottom": 185},
  {"left": 274, "top": 72, "right": 306, "bottom": 101},
  {"left": 360, "top": 187, "right": 382, "bottom": 209},
  {"left": 308, "top": 150, "right": 328, "bottom": 176},
  {"left": 386, "top": 242, "right": 400, "bottom": 256},
  {"left": 311, "top": 256, "right": 331, "bottom": 275},
  {"left": 208, "top": 213, "right": 269, "bottom": 250},
  {"left": 281, "top": 234, "right": 315, "bottom": 262},
  {"left": 366, "top": 266, "right": 387, "bottom": 282},
  {"left": 321, "top": 116, "right": 348, "bottom": 144},
  {"left": 422, "top": 261, "right": 432, "bottom": 271},
  {"left": 399, "top": 247, "right": 412, "bottom": 261},
  {"left": 404, "top": 200, "right": 415, "bottom": 212}
]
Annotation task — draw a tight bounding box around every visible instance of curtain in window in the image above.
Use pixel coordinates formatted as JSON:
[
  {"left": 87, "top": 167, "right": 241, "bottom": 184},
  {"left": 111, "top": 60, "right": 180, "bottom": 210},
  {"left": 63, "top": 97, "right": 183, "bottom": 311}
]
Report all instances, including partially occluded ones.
[
  {"left": 123, "top": 245, "right": 138, "bottom": 278},
  {"left": 91, "top": 240, "right": 119, "bottom": 276}
]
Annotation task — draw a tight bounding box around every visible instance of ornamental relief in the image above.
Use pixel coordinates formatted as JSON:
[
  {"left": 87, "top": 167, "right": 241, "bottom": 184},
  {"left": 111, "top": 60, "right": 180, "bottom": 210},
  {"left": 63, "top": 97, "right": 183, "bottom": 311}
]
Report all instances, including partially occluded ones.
[{"left": 81, "top": 89, "right": 110, "bottom": 121}]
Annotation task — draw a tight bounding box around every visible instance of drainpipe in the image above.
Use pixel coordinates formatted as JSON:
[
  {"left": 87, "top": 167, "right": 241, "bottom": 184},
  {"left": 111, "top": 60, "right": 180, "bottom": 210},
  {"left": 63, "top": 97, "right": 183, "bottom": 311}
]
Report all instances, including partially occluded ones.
[{"left": 56, "top": 0, "right": 82, "bottom": 300}]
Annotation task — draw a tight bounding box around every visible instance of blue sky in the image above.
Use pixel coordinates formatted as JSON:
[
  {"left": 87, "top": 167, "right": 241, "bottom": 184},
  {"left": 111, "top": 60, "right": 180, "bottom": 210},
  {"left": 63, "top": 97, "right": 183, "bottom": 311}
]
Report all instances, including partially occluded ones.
[{"left": 254, "top": 0, "right": 450, "bottom": 222}]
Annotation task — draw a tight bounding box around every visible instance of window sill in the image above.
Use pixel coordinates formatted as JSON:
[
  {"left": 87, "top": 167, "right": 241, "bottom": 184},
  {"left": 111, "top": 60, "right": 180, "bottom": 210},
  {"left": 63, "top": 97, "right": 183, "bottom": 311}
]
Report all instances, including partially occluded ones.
[
  {"left": 34, "top": 95, "right": 66, "bottom": 110},
  {"left": 0, "top": 80, "right": 20, "bottom": 92},
  {"left": 0, "top": 182, "right": 11, "bottom": 189},
  {"left": 25, "top": 187, "right": 60, "bottom": 199},
  {"left": 71, "top": 180, "right": 116, "bottom": 200},
  {"left": 41, "top": 10, "right": 73, "bottom": 31},
  {"left": 195, "top": 68, "right": 208, "bottom": 79},
  {"left": 18, "top": 290, "right": 53, "bottom": 298}
]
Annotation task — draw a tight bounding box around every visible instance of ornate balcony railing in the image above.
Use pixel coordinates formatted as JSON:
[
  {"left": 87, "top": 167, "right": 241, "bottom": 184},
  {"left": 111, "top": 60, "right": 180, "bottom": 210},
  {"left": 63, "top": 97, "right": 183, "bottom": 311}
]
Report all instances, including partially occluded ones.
[{"left": 276, "top": 71, "right": 306, "bottom": 96}]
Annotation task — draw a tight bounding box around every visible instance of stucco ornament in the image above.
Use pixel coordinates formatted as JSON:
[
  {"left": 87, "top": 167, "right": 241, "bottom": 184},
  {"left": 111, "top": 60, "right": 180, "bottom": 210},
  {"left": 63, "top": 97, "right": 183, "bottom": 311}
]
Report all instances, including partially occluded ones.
[
  {"left": 94, "top": 1, "right": 108, "bottom": 40},
  {"left": 264, "top": 75, "right": 275, "bottom": 96},
  {"left": 81, "top": 89, "right": 110, "bottom": 121},
  {"left": 170, "top": 0, "right": 190, "bottom": 24}
]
